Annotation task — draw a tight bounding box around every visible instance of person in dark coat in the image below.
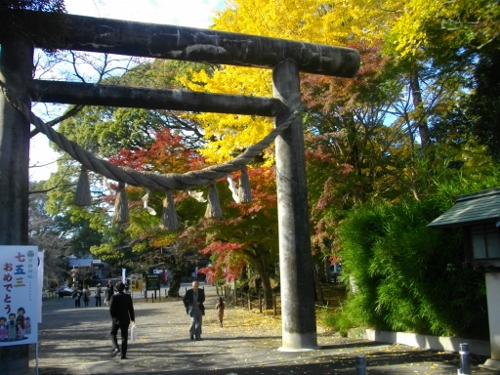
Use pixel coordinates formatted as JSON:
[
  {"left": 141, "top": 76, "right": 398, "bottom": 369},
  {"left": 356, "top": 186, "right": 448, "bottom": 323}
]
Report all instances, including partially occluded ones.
[
  {"left": 72, "top": 286, "right": 82, "bottom": 308},
  {"left": 82, "top": 285, "right": 91, "bottom": 307},
  {"left": 183, "top": 280, "right": 205, "bottom": 340},
  {"left": 109, "top": 281, "right": 135, "bottom": 359},
  {"left": 95, "top": 283, "right": 102, "bottom": 307},
  {"left": 105, "top": 280, "right": 114, "bottom": 305}
]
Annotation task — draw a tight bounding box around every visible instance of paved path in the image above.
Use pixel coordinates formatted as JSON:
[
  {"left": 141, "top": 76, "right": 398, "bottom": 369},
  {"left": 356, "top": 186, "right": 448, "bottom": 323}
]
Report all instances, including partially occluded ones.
[{"left": 30, "top": 283, "right": 499, "bottom": 375}]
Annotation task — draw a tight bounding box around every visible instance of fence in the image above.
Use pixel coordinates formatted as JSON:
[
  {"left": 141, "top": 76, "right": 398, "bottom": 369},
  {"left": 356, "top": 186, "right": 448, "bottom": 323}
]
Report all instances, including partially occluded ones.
[
  {"left": 142, "top": 285, "right": 281, "bottom": 317},
  {"left": 220, "top": 286, "right": 281, "bottom": 317},
  {"left": 144, "top": 287, "right": 182, "bottom": 302}
]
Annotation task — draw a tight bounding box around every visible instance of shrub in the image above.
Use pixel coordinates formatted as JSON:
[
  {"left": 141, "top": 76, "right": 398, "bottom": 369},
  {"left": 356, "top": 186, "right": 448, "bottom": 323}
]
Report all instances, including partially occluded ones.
[{"left": 337, "top": 197, "right": 488, "bottom": 339}]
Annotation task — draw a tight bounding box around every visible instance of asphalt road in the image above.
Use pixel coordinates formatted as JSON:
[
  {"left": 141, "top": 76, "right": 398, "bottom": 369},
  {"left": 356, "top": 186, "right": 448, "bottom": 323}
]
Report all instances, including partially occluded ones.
[{"left": 28, "top": 283, "right": 500, "bottom": 375}]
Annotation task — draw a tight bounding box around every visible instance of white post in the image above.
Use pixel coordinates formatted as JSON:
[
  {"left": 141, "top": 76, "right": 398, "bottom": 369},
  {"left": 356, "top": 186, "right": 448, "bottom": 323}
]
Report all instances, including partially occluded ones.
[{"left": 482, "top": 273, "right": 500, "bottom": 370}]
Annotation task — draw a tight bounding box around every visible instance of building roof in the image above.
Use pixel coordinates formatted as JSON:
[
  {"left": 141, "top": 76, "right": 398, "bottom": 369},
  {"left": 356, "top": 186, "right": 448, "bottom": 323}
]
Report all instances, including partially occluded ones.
[
  {"left": 68, "top": 257, "right": 108, "bottom": 268},
  {"left": 69, "top": 258, "right": 93, "bottom": 267},
  {"left": 428, "top": 187, "right": 500, "bottom": 228}
]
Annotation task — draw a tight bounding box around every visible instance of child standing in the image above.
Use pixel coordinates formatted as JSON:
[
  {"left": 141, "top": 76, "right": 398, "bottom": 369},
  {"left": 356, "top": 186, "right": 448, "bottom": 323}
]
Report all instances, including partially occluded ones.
[{"left": 215, "top": 297, "right": 225, "bottom": 327}]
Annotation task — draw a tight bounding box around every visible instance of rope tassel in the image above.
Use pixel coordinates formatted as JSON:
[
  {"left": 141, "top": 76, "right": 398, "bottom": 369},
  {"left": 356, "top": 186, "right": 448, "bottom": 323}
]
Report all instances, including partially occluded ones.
[
  {"left": 113, "top": 182, "right": 130, "bottom": 223},
  {"left": 74, "top": 166, "right": 92, "bottom": 206},
  {"left": 205, "top": 183, "right": 222, "bottom": 219},
  {"left": 142, "top": 190, "right": 157, "bottom": 215},
  {"left": 238, "top": 166, "right": 252, "bottom": 203},
  {"left": 227, "top": 175, "right": 240, "bottom": 203},
  {"left": 160, "top": 190, "right": 179, "bottom": 232}
]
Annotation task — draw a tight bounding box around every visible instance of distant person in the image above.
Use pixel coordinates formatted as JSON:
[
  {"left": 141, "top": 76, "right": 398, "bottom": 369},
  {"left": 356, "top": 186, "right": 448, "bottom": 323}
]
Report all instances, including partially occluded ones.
[
  {"left": 105, "top": 280, "right": 114, "bottom": 306},
  {"left": 215, "top": 296, "right": 225, "bottom": 327},
  {"left": 125, "top": 279, "right": 131, "bottom": 294},
  {"left": 183, "top": 280, "right": 205, "bottom": 340},
  {"left": 332, "top": 263, "right": 341, "bottom": 284},
  {"left": 72, "top": 286, "right": 82, "bottom": 308},
  {"left": 83, "top": 285, "right": 91, "bottom": 307},
  {"left": 95, "top": 283, "right": 102, "bottom": 307},
  {"left": 109, "top": 281, "right": 135, "bottom": 360}
]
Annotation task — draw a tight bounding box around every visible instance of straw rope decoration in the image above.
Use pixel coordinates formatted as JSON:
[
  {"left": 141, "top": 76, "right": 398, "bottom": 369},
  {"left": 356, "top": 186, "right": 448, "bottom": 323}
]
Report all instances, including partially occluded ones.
[{"left": 1, "top": 80, "right": 302, "bottom": 227}]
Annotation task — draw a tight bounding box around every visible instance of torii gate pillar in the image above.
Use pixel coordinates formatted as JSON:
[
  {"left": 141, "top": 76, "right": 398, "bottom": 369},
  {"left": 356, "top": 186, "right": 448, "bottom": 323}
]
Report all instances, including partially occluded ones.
[
  {"left": 274, "top": 59, "right": 317, "bottom": 351},
  {"left": 0, "top": 36, "right": 33, "bottom": 374}
]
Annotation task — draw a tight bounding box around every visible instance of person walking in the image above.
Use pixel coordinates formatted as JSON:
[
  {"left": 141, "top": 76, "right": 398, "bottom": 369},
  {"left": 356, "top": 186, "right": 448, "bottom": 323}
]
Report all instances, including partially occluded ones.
[
  {"left": 109, "top": 281, "right": 135, "bottom": 360},
  {"left": 183, "top": 280, "right": 205, "bottom": 340},
  {"left": 83, "top": 285, "right": 91, "bottom": 307},
  {"left": 105, "top": 280, "right": 114, "bottom": 306},
  {"left": 215, "top": 296, "right": 225, "bottom": 327},
  {"left": 72, "top": 286, "right": 82, "bottom": 308},
  {"left": 95, "top": 283, "right": 102, "bottom": 307}
]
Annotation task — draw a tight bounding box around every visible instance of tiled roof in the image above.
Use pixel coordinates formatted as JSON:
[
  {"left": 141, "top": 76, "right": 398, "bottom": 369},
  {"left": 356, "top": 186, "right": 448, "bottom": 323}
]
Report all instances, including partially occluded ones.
[{"left": 428, "top": 188, "right": 500, "bottom": 228}]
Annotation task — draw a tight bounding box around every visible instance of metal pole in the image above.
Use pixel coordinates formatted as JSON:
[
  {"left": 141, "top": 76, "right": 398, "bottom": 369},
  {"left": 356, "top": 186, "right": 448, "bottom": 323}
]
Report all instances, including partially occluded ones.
[
  {"left": 459, "top": 343, "right": 471, "bottom": 375},
  {"left": 356, "top": 355, "right": 367, "bottom": 375}
]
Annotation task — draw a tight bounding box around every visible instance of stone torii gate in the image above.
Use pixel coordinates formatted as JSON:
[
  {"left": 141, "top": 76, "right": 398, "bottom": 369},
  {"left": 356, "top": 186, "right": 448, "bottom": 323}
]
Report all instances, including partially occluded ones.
[{"left": 0, "top": 10, "right": 360, "bottom": 374}]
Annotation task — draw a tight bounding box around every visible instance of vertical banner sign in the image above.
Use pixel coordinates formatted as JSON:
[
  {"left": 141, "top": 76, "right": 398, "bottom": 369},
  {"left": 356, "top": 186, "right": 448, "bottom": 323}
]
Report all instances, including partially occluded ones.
[
  {"left": 122, "top": 268, "right": 126, "bottom": 284},
  {"left": 130, "top": 274, "right": 143, "bottom": 292},
  {"left": 0, "top": 245, "right": 39, "bottom": 347}
]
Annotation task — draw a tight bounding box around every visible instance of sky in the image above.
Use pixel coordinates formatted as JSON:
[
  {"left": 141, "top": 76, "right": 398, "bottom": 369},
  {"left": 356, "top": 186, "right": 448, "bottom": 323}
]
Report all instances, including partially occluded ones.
[
  {"left": 29, "top": 0, "right": 225, "bottom": 181},
  {"left": 64, "top": 0, "right": 224, "bottom": 27}
]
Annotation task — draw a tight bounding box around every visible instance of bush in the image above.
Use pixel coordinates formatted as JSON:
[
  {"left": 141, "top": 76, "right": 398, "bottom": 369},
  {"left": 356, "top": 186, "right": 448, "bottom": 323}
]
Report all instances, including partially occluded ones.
[
  {"left": 318, "top": 304, "right": 357, "bottom": 337},
  {"left": 337, "top": 197, "right": 488, "bottom": 339}
]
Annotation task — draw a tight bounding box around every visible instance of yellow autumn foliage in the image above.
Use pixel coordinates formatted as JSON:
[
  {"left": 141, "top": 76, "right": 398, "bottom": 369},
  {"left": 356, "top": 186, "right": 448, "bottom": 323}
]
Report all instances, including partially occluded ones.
[
  {"left": 179, "top": 66, "right": 274, "bottom": 163},
  {"left": 180, "top": 0, "right": 360, "bottom": 163},
  {"left": 180, "top": 0, "right": 499, "bottom": 163},
  {"left": 389, "top": 0, "right": 500, "bottom": 58}
]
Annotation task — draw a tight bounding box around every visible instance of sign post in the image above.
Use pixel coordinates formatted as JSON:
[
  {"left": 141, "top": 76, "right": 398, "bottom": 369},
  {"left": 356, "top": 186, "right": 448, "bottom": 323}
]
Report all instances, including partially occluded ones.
[
  {"left": 130, "top": 274, "right": 143, "bottom": 293},
  {"left": 145, "top": 274, "right": 161, "bottom": 301}
]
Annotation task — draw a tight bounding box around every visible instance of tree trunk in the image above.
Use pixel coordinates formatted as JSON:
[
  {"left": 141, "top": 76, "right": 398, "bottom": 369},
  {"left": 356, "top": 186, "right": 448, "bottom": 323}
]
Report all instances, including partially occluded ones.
[
  {"left": 313, "top": 266, "right": 325, "bottom": 305},
  {"left": 167, "top": 271, "right": 183, "bottom": 298},
  {"left": 409, "top": 68, "right": 429, "bottom": 150},
  {"left": 250, "top": 251, "right": 274, "bottom": 310}
]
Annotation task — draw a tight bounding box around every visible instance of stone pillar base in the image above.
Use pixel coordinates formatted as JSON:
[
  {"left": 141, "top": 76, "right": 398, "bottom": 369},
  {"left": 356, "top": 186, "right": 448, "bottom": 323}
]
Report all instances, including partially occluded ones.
[
  {"left": 279, "top": 332, "right": 318, "bottom": 352},
  {"left": 480, "top": 358, "right": 500, "bottom": 370}
]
